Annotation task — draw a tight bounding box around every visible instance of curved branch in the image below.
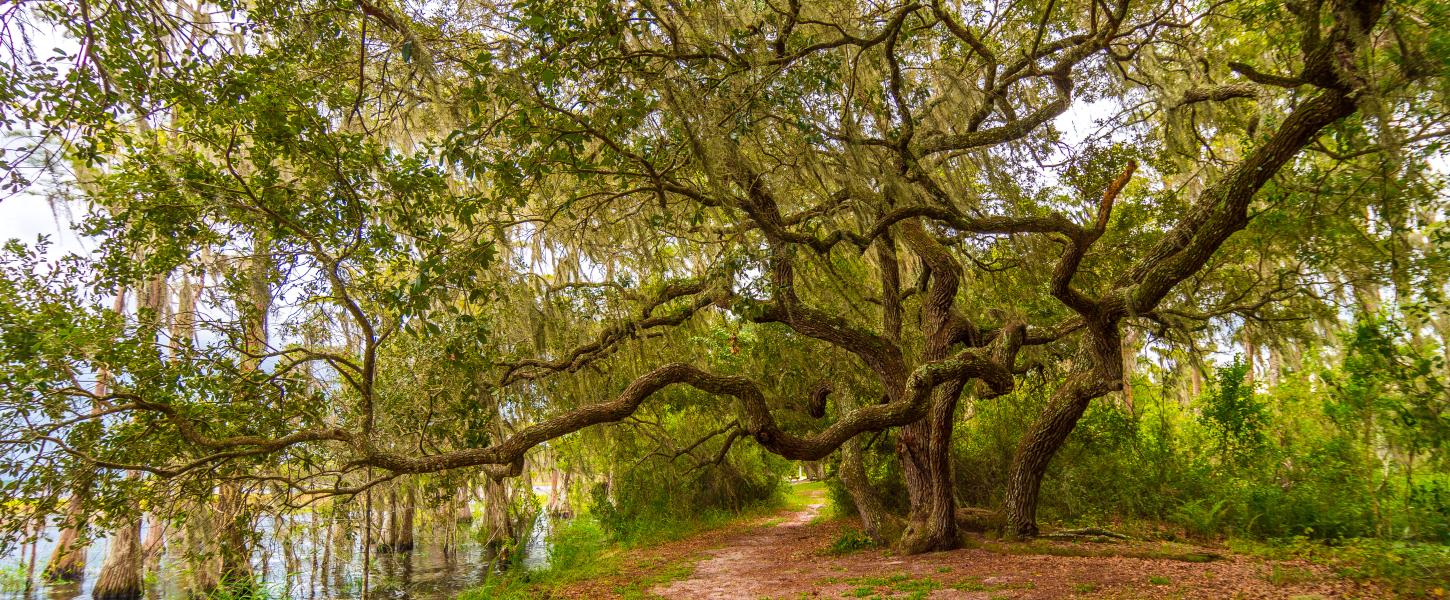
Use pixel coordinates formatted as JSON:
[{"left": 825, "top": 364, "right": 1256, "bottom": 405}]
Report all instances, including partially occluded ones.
[{"left": 364, "top": 348, "right": 1016, "bottom": 473}]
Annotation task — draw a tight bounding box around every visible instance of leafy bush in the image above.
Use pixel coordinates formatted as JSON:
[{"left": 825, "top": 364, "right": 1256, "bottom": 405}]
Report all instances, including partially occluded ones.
[
  {"left": 1406, "top": 474, "right": 1450, "bottom": 542},
  {"left": 1199, "top": 357, "right": 1268, "bottom": 462},
  {"left": 1171, "top": 498, "right": 1228, "bottom": 539},
  {"left": 946, "top": 318, "right": 1450, "bottom": 545},
  {"left": 826, "top": 527, "right": 878, "bottom": 555}
]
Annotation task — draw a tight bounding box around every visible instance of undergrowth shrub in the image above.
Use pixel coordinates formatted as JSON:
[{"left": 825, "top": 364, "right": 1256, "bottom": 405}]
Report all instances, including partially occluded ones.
[
  {"left": 946, "top": 338, "right": 1449, "bottom": 546},
  {"left": 589, "top": 460, "right": 781, "bottom": 543},
  {"left": 826, "top": 528, "right": 878, "bottom": 555}
]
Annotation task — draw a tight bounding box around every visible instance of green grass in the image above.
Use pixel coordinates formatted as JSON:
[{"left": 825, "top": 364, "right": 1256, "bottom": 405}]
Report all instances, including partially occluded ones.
[
  {"left": 0, "top": 563, "right": 28, "bottom": 593},
  {"left": 784, "top": 479, "right": 827, "bottom": 511},
  {"left": 979, "top": 538, "right": 1221, "bottom": 563},
  {"left": 1148, "top": 575, "right": 1172, "bottom": 585},
  {"left": 952, "top": 577, "right": 1036, "bottom": 593},
  {"left": 605, "top": 480, "right": 824, "bottom": 549},
  {"left": 457, "top": 514, "right": 692, "bottom": 599},
  {"left": 826, "top": 573, "right": 944, "bottom": 600}
]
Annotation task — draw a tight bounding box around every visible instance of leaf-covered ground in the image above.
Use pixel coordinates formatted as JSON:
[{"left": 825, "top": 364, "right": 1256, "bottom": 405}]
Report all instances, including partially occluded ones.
[{"left": 555, "top": 486, "right": 1394, "bottom": 599}]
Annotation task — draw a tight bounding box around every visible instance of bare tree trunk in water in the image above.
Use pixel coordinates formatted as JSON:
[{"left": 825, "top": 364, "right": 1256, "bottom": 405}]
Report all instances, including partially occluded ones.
[
  {"left": 395, "top": 486, "right": 415, "bottom": 552},
  {"left": 281, "top": 513, "right": 299, "bottom": 591},
  {"left": 361, "top": 484, "right": 372, "bottom": 597},
  {"left": 26, "top": 515, "right": 39, "bottom": 587},
  {"left": 43, "top": 494, "right": 88, "bottom": 581},
  {"left": 44, "top": 292, "right": 125, "bottom": 583},
  {"left": 142, "top": 514, "right": 165, "bottom": 570},
  {"left": 318, "top": 506, "right": 333, "bottom": 591},
  {"left": 483, "top": 476, "right": 513, "bottom": 548},
  {"left": 96, "top": 277, "right": 167, "bottom": 598},
  {"left": 210, "top": 238, "right": 266, "bottom": 591},
  {"left": 180, "top": 500, "right": 221, "bottom": 595},
  {"left": 218, "top": 483, "right": 253, "bottom": 589},
  {"left": 455, "top": 487, "right": 473, "bottom": 522},
  {"left": 376, "top": 488, "right": 398, "bottom": 553},
  {"left": 309, "top": 504, "right": 320, "bottom": 598},
  {"left": 92, "top": 518, "right": 143, "bottom": 600}
]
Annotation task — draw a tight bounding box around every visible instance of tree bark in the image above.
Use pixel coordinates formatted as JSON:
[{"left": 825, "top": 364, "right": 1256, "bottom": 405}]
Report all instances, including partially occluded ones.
[
  {"left": 142, "top": 513, "right": 165, "bottom": 570},
  {"left": 217, "top": 482, "right": 253, "bottom": 589},
  {"left": 43, "top": 494, "right": 88, "bottom": 582},
  {"left": 1121, "top": 327, "right": 1139, "bottom": 415},
  {"left": 456, "top": 487, "right": 474, "bottom": 522},
  {"left": 1005, "top": 370, "right": 1114, "bottom": 537},
  {"left": 482, "top": 476, "right": 514, "bottom": 547},
  {"left": 838, "top": 436, "right": 897, "bottom": 542},
  {"left": 557, "top": 470, "right": 574, "bottom": 517},
  {"left": 179, "top": 500, "right": 221, "bottom": 595},
  {"left": 896, "top": 381, "right": 966, "bottom": 554},
  {"left": 92, "top": 518, "right": 143, "bottom": 600},
  {"left": 395, "top": 486, "right": 416, "bottom": 552},
  {"left": 376, "top": 488, "right": 398, "bottom": 553},
  {"left": 895, "top": 219, "right": 975, "bottom": 554},
  {"left": 547, "top": 467, "right": 560, "bottom": 511}
]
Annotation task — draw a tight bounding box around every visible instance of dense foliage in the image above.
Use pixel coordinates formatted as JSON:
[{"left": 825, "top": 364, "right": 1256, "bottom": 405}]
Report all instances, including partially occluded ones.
[{"left": 0, "top": 0, "right": 1445, "bottom": 594}]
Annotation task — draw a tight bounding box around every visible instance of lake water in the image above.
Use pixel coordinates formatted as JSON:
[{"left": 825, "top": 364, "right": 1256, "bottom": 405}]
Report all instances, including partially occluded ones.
[{"left": 0, "top": 509, "right": 556, "bottom": 599}]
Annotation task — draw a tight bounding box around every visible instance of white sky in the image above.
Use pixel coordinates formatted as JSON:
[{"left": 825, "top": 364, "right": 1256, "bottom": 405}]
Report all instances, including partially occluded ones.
[{"left": 0, "top": 193, "right": 86, "bottom": 260}]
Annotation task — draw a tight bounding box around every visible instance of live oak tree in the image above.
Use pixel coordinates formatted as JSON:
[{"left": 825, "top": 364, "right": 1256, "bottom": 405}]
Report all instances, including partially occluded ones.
[{"left": 0, "top": 0, "right": 1443, "bottom": 564}]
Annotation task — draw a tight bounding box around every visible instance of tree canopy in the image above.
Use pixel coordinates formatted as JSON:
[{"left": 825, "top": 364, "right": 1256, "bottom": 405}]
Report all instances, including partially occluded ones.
[{"left": 0, "top": 0, "right": 1445, "bottom": 562}]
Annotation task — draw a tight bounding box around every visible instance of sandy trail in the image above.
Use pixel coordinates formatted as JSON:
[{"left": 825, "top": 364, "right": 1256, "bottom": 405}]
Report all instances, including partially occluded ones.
[{"left": 652, "top": 487, "right": 828, "bottom": 599}]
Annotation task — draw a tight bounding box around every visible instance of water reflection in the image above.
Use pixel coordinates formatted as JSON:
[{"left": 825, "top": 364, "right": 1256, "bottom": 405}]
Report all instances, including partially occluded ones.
[{"left": 0, "top": 511, "right": 555, "bottom": 600}]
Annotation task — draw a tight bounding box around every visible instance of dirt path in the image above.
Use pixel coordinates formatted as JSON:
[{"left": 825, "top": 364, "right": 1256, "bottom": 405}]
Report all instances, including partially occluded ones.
[
  {"left": 640, "top": 486, "right": 1386, "bottom": 600},
  {"left": 651, "top": 487, "right": 829, "bottom": 599},
  {"left": 560, "top": 485, "right": 1392, "bottom": 599}
]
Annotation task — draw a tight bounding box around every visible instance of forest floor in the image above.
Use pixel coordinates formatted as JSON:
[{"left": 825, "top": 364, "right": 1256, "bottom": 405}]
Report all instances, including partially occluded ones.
[{"left": 554, "top": 482, "right": 1398, "bottom": 599}]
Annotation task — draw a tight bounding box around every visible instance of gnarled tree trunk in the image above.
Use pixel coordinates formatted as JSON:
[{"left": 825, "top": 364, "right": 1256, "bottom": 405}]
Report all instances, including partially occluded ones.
[
  {"left": 838, "top": 436, "right": 896, "bottom": 542},
  {"left": 1004, "top": 370, "right": 1114, "bottom": 537},
  {"left": 896, "top": 382, "right": 967, "bottom": 554},
  {"left": 895, "top": 219, "right": 972, "bottom": 554}
]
